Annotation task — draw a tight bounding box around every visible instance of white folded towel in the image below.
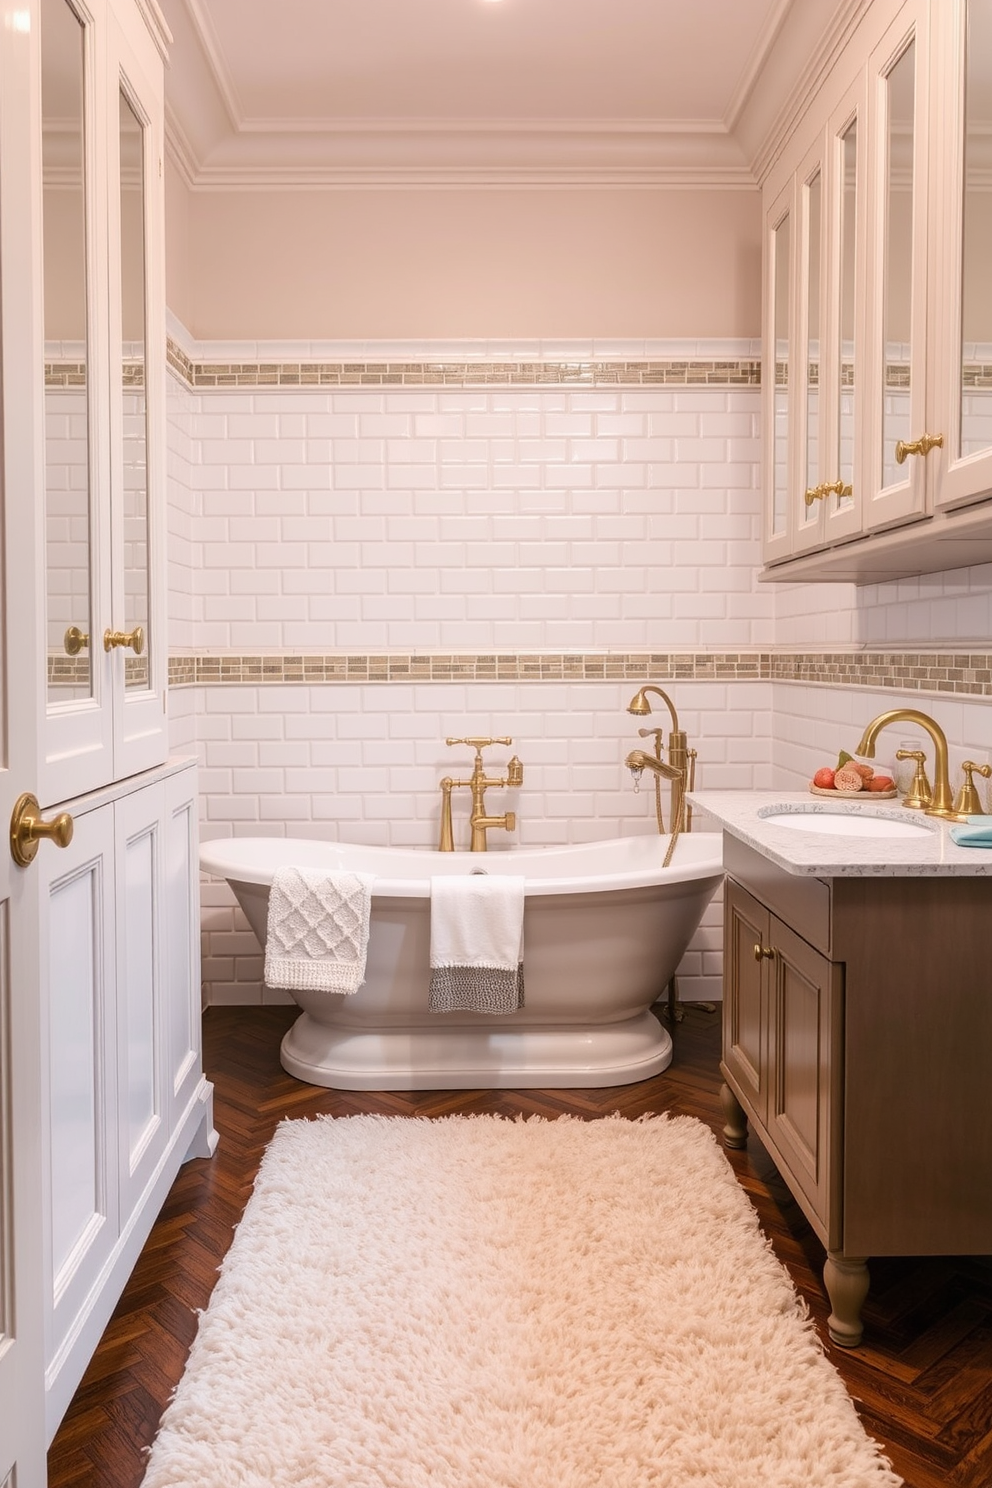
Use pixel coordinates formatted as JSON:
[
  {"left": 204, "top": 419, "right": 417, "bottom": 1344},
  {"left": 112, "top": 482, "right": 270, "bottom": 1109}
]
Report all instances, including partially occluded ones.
[
  {"left": 264, "top": 866, "right": 374, "bottom": 994},
  {"left": 429, "top": 873, "right": 525, "bottom": 1016}
]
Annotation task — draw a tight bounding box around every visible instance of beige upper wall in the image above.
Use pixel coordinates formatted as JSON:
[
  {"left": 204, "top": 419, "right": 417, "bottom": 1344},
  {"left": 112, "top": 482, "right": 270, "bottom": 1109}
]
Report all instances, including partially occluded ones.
[{"left": 164, "top": 176, "right": 762, "bottom": 341}]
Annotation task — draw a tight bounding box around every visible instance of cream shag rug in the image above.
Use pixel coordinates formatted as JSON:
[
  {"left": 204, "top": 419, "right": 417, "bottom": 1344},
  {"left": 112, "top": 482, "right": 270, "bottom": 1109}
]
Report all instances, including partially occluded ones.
[{"left": 142, "top": 1115, "right": 902, "bottom": 1488}]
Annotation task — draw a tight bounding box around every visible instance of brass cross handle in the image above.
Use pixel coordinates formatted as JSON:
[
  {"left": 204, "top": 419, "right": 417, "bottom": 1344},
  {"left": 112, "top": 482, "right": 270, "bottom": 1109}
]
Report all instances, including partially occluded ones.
[
  {"left": 10, "top": 792, "right": 74, "bottom": 867},
  {"left": 64, "top": 626, "right": 89, "bottom": 655},
  {"left": 895, "top": 432, "right": 944, "bottom": 464},
  {"left": 446, "top": 736, "right": 512, "bottom": 749},
  {"left": 104, "top": 625, "right": 145, "bottom": 655}
]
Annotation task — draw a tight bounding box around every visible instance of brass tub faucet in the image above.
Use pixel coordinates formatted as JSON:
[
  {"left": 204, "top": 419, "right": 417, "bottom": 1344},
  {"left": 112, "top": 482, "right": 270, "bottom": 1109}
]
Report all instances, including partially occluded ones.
[
  {"left": 855, "top": 708, "right": 955, "bottom": 818},
  {"left": 626, "top": 685, "right": 696, "bottom": 831},
  {"left": 438, "top": 737, "right": 523, "bottom": 852}
]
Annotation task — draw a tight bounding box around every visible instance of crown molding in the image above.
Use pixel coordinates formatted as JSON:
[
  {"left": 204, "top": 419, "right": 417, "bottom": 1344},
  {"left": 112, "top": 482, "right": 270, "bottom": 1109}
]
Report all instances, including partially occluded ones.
[
  {"left": 723, "top": 0, "right": 794, "bottom": 133},
  {"left": 747, "top": 0, "right": 868, "bottom": 185},
  {"left": 163, "top": 118, "right": 757, "bottom": 191},
  {"left": 135, "top": 0, "right": 173, "bottom": 63}
]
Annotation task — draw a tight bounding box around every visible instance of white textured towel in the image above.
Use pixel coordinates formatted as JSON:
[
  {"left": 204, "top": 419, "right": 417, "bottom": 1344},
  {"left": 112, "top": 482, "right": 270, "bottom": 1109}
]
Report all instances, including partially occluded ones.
[
  {"left": 429, "top": 873, "right": 525, "bottom": 1015},
  {"left": 264, "top": 867, "right": 374, "bottom": 994}
]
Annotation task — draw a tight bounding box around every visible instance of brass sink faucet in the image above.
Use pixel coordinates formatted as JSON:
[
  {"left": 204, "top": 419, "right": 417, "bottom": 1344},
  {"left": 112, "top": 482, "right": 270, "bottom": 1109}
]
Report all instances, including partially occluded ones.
[
  {"left": 855, "top": 708, "right": 955, "bottom": 818},
  {"left": 438, "top": 737, "right": 523, "bottom": 851}
]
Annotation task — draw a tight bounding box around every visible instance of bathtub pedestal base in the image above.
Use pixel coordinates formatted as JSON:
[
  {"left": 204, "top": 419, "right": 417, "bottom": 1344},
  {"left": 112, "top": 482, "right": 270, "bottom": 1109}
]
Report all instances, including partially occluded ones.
[{"left": 279, "top": 1010, "right": 674, "bottom": 1090}]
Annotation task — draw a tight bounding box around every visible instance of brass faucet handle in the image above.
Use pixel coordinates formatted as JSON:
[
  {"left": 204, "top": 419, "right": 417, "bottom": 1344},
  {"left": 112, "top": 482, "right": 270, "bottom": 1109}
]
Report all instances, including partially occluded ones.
[
  {"left": 506, "top": 756, "right": 523, "bottom": 788},
  {"left": 445, "top": 736, "right": 512, "bottom": 750},
  {"left": 952, "top": 761, "right": 992, "bottom": 819},
  {"left": 895, "top": 749, "right": 932, "bottom": 809}
]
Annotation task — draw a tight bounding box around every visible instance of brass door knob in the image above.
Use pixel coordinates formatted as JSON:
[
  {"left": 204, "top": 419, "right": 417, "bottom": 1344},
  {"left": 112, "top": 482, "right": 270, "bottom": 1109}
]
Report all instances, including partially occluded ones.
[
  {"left": 10, "top": 792, "right": 74, "bottom": 867},
  {"left": 753, "top": 944, "right": 775, "bottom": 962},
  {"left": 804, "top": 484, "right": 826, "bottom": 508},
  {"left": 895, "top": 432, "right": 944, "bottom": 464},
  {"left": 64, "top": 626, "right": 89, "bottom": 655},
  {"left": 104, "top": 624, "right": 145, "bottom": 655}
]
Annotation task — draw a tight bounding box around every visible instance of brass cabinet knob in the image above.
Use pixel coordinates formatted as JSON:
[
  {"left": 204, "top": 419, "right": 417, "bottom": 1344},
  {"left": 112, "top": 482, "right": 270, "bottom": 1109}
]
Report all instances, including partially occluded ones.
[
  {"left": 820, "top": 479, "right": 853, "bottom": 499},
  {"left": 753, "top": 943, "right": 775, "bottom": 962},
  {"left": 64, "top": 626, "right": 89, "bottom": 655},
  {"left": 104, "top": 624, "right": 145, "bottom": 655},
  {"left": 895, "top": 432, "right": 944, "bottom": 464},
  {"left": 10, "top": 792, "right": 74, "bottom": 867}
]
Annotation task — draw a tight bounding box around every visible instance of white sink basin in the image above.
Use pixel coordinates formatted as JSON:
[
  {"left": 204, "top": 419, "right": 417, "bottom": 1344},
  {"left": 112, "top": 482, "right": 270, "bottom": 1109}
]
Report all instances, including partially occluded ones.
[{"left": 759, "top": 808, "right": 934, "bottom": 839}]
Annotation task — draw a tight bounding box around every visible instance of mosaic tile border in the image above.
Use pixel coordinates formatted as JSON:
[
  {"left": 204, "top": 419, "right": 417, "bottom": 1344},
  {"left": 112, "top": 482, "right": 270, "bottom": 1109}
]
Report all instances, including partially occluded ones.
[
  {"left": 45, "top": 361, "right": 144, "bottom": 389},
  {"left": 165, "top": 339, "right": 760, "bottom": 391},
  {"left": 167, "top": 650, "right": 992, "bottom": 698}
]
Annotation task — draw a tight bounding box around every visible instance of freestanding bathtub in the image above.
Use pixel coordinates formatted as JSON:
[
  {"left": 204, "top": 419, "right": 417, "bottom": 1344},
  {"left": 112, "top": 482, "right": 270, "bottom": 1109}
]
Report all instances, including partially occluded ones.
[{"left": 199, "top": 834, "right": 724, "bottom": 1090}]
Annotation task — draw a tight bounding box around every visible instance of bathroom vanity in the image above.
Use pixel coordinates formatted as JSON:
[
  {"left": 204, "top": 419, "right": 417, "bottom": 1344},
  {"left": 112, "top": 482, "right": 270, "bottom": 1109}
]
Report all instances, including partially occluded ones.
[{"left": 689, "top": 791, "right": 992, "bottom": 1348}]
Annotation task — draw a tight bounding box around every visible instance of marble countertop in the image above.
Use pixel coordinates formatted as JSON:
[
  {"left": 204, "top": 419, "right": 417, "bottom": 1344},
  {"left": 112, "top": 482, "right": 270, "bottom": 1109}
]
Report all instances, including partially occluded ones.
[{"left": 687, "top": 790, "right": 992, "bottom": 877}]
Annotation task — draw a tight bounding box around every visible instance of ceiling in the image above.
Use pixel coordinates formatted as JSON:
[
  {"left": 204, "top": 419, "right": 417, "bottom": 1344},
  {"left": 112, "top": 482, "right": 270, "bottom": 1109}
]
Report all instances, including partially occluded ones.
[{"left": 158, "top": 0, "right": 852, "bottom": 189}]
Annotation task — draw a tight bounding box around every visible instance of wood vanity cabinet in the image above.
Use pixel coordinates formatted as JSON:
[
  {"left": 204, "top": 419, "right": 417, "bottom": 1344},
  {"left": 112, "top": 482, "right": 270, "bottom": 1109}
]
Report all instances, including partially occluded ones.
[{"left": 720, "top": 835, "right": 992, "bottom": 1347}]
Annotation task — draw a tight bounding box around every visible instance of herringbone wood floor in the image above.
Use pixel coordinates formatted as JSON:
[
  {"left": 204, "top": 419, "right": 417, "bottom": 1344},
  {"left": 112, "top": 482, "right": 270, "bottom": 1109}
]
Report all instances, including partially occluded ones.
[{"left": 48, "top": 1004, "right": 992, "bottom": 1488}]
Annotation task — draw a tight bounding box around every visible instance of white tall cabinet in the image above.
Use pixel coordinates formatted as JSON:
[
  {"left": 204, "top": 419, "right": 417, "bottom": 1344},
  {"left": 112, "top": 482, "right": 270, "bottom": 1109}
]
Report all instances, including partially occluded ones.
[{"left": 0, "top": 0, "right": 214, "bottom": 1476}]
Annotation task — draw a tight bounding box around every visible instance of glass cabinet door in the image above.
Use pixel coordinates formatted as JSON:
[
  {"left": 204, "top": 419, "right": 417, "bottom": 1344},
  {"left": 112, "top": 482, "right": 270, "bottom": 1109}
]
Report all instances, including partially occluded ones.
[
  {"left": 863, "top": 1, "right": 931, "bottom": 531},
  {"left": 934, "top": 0, "right": 992, "bottom": 511},
  {"left": 39, "top": 0, "right": 115, "bottom": 802},
  {"left": 108, "top": 12, "right": 168, "bottom": 777},
  {"left": 795, "top": 150, "right": 824, "bottom": 550},
  {"left": 763, "top": 181, "right": 796, "bottom": 563}
]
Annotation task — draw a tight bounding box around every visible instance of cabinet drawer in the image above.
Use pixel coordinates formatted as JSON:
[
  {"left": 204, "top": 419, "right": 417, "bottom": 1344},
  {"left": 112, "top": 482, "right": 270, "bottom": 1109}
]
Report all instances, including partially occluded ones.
[{"left": 723, "top": 836, "right": 831, "bottom": 955}]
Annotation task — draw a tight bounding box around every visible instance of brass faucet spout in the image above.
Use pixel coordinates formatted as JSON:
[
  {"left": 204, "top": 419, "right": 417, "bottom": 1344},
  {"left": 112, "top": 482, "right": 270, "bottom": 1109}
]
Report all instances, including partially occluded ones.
[
  {"left": 625, "top": 748, "right": 682, "bottom": 782},
  {"left": 855, "top": 708, "right": 954, "bottom": 818}
]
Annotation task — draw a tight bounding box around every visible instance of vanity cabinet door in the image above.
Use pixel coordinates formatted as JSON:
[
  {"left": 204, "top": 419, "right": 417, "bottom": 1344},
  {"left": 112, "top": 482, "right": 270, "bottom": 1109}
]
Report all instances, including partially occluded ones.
[
  {"left": 722, "top": 880, "right": 770, "bottom": 1126},
  {"left": 764, "top": 914, "right": 843, "bottom": 1244}
]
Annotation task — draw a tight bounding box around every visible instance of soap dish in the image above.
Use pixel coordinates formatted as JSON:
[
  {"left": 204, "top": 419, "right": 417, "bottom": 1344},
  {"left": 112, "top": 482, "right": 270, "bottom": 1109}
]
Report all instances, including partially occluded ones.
[{"left": 808, "top": 782, "right": 898, "bottom": 800}]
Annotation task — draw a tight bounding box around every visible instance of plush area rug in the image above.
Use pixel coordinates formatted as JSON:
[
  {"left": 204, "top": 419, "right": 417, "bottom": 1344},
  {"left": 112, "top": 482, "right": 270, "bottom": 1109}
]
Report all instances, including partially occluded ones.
[{"left": 142, "top": 1114, "right": 901, "bottom": 1488}]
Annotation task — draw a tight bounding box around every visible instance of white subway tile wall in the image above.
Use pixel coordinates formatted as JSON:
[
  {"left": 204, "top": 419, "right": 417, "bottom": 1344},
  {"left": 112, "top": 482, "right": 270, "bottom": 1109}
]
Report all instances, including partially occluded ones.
[
  {"left": 175, "top": 385, "right": 768, "bottom": 654},
  {"left": 191, "top": 676, "right": 773, "bottom": 1005},
  {"left": 166, "top": 333, "right": 992, "bottom": 1012}
]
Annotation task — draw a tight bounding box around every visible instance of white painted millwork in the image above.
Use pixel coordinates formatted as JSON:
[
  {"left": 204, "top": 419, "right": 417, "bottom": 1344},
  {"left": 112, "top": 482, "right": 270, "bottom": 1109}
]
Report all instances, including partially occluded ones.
[
  {"left": 40, "top": 760, "right": 212, "bottom": 1441},
  {"left": 0, "top": 0, "right": 212, "bottom": 1473},
  {"left": 761, "top": 0, "right": 992, "bottom": 580},
  {"left": 40, "top": 0, "right": 169, "bottom": 805},
  {"left": 0, "top": 1, "right": 50, "bottom": 1481}
]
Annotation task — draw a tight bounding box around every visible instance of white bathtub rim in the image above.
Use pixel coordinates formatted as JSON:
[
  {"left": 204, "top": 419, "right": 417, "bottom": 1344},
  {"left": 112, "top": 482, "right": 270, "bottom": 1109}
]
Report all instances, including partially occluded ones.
[{"left": 199, "top": 831, "right": 724, "bottom": 899}]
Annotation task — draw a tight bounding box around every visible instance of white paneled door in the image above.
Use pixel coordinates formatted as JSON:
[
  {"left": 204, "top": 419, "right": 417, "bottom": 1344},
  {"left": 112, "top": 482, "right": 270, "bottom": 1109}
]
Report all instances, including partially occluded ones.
[{"left": 1, "top": 0, "right": 60, "bottom": 1483}]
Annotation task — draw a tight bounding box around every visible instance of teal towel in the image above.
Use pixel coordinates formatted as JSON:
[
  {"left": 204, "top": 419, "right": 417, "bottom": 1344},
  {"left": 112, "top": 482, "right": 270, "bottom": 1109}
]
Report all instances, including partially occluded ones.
[{"left": 949, "top": 816, "right": 992, "bottom": 848}]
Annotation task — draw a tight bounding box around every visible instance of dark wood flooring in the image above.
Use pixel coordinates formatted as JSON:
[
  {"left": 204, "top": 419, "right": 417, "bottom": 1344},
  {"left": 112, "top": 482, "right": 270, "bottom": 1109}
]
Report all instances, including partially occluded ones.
[{"left": 48, "top": 1004, "right": 992, "bottom": 1488}]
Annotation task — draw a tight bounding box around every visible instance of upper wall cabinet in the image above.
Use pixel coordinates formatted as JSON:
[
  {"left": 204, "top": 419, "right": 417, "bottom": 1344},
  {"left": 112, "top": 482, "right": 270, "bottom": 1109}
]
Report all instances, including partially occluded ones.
[
  {"left": 41, "top": 0, "right": 167, "bottom": 803},
  {"left": 761, "top": 0, "right": 992, "bottom": 582}
]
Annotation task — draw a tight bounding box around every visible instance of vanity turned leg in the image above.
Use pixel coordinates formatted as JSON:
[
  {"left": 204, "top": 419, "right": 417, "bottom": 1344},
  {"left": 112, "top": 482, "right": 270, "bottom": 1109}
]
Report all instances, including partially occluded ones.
[
  {"left": 720, "top": 1081, "right": 748, "bottom": 1149},
  {"left": 824, "top": 1252, "right": 870, "bottom": 1348}
]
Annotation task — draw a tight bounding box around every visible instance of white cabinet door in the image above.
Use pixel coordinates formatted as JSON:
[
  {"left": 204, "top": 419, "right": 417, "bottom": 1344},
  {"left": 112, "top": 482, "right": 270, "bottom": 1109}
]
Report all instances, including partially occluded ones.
[
  {"left": 1, "top": 0, "right": 60, "bottom": 1483},
  {"left": 931, "top": 0, "right": 992, "bottom": 513},
  {"left": 107, "top": 3, "right": 169, "bottom": 778},
  {"left": 38, "top": 0, "right": 169, "bottom": 807},
  {"left": 39, "top": 804, "right": 119, "bottom": 1438},
  {"left": 861, "top": 0, "right": 933, "bottom": 532}
]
